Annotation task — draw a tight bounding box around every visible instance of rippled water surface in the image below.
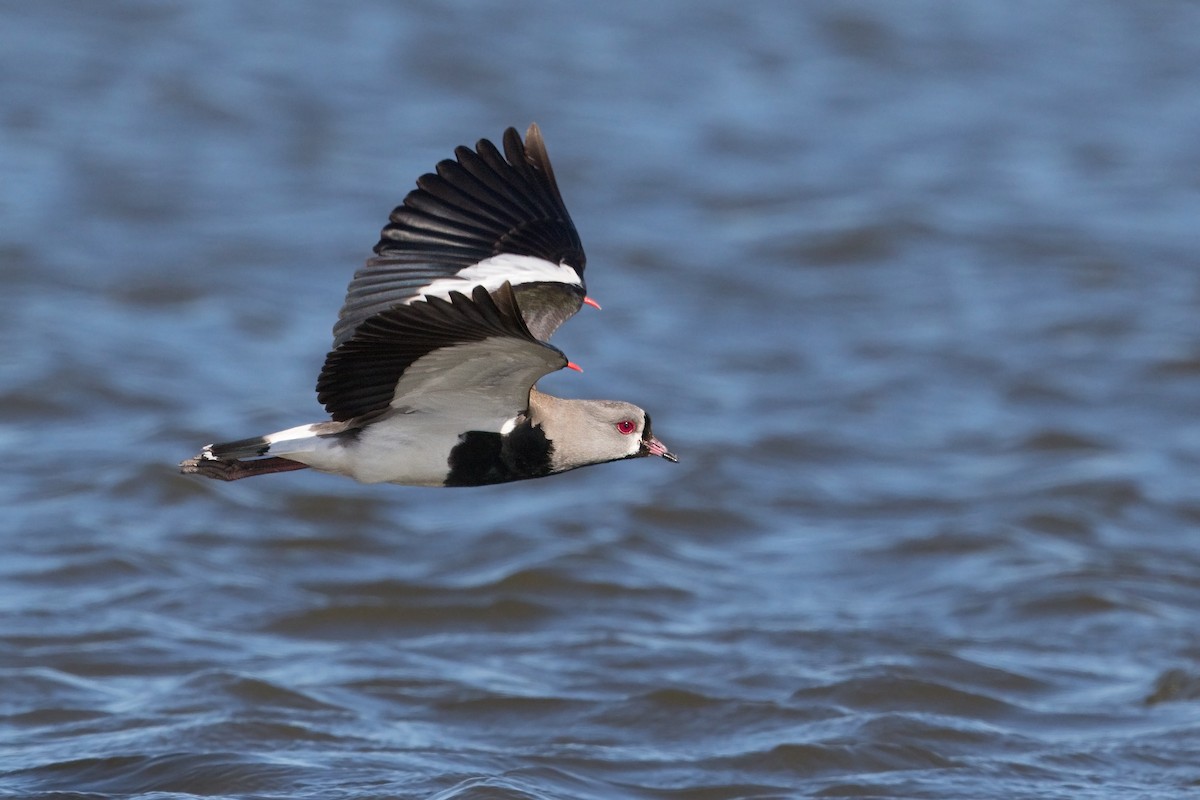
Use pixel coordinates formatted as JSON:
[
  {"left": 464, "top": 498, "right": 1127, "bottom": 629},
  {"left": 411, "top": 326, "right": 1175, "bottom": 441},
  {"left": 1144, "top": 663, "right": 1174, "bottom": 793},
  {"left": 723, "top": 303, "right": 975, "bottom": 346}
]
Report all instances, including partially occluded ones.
[{"left": 5, "top": 3, "right": 1200, "bottom": 798}]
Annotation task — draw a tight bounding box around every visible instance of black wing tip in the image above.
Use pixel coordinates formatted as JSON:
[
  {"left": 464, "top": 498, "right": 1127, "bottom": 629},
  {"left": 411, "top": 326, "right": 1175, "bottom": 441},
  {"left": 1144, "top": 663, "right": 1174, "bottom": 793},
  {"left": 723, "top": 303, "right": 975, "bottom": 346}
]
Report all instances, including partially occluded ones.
[
  {"left": 520, "top": 123, "right": 549, "bottom": 167},
  {"left": 493, "top": 122, "right": 547, "bottom": 165},
  {"left": 372, "top": 123, "right": 581, "bottom": 257}
]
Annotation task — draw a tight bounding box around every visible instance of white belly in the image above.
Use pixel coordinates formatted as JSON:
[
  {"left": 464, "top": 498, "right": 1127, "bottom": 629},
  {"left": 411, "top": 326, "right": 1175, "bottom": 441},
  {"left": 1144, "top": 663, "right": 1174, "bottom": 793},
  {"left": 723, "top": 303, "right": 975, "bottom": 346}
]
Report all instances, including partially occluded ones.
[{"left": 284, "top": 417, "right": 461, "bottom": 486}]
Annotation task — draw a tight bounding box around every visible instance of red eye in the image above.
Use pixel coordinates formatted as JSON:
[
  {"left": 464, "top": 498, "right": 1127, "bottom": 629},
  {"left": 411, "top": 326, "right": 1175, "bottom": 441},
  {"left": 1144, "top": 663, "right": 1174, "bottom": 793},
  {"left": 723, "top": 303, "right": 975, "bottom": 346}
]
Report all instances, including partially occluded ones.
[{"left": 616, "top": 420, "right": 636, "bottom": 435}]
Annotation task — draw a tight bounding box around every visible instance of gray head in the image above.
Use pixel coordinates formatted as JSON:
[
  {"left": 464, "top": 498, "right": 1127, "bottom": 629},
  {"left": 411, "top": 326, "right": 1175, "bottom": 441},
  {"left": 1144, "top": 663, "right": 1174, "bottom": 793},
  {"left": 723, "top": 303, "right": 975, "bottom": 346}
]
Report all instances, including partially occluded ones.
[{"left": 535, "top": 397, "right": 677, "bottom": 473}]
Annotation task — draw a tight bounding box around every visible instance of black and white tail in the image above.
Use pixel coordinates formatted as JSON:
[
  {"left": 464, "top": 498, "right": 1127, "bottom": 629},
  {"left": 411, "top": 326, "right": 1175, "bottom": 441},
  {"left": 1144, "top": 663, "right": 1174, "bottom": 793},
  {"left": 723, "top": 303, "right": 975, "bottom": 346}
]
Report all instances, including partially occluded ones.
[{"left": 180, "top": 426, "right": 323, "bottom": 481}]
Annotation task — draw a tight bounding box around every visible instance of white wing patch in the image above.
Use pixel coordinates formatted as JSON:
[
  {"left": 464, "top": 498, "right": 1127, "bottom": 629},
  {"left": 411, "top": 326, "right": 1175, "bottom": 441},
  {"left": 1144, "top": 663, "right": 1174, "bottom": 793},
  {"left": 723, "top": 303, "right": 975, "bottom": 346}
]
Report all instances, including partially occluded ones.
[{"left": 414, "top": 254, "right": 581, "bottom": 303}]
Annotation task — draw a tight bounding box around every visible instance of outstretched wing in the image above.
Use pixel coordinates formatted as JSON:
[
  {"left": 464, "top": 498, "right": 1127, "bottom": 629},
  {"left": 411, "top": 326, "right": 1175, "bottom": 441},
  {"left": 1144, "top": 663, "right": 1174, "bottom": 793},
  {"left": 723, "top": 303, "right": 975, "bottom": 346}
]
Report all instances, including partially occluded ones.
[
  {"left": 317, "top": 283, "right": 568, "bottom": 429},
  {"left": 332, "top": 124, "right": 587, "bottom": 347}
]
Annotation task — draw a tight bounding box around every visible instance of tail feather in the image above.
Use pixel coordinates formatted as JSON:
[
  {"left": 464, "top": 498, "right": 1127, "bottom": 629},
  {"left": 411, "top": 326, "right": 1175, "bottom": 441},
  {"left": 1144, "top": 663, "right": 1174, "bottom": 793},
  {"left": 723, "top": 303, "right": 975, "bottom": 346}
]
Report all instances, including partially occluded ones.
[
  {"left": 180, "top": 422, "right": 345, "bottom": 482},
  {"left": 209, "top": 435, "right": 272, "bottom": 460},
  {"left": 180, "top": 453, "right": 308, "bottom": 481}
]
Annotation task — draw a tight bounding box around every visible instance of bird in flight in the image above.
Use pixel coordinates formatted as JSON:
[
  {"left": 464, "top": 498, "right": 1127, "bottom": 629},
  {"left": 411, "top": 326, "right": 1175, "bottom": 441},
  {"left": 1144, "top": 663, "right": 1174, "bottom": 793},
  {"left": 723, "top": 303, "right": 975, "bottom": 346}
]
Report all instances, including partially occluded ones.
[{"left": 181, "top": 124, "right": 675, "bottom": 487}]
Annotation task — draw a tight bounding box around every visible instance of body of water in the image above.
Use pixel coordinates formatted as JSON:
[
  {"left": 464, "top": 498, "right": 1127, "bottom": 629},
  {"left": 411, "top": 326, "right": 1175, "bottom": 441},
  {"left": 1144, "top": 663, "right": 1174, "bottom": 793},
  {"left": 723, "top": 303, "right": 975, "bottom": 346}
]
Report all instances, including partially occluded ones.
[{"left": 4, "top": 3, "right": 1200, "bottom": 797}]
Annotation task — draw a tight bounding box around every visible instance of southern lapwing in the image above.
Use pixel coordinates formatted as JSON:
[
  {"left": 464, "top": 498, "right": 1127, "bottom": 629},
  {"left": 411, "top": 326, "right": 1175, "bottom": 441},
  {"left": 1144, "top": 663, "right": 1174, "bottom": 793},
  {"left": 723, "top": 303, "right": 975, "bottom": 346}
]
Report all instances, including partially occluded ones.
[{"left": 181, "top": 126, "right": 675, "bottom": 486}]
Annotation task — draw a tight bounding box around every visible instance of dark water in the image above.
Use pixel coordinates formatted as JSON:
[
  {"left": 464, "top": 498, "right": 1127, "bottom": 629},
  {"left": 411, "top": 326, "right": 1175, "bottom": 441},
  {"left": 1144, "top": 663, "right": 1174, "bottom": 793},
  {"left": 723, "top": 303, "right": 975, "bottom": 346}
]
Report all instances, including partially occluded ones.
[{"left": 4, "top": 2, "right": 1200, "bottom": 797}]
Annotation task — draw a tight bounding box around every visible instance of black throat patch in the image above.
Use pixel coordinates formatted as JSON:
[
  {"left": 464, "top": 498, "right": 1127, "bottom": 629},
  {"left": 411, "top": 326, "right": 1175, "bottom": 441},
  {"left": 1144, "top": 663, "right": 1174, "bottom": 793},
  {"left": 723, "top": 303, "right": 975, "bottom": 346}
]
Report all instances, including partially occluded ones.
[{"left": 444, "top": 419, "right": 554, "bottom": 487}]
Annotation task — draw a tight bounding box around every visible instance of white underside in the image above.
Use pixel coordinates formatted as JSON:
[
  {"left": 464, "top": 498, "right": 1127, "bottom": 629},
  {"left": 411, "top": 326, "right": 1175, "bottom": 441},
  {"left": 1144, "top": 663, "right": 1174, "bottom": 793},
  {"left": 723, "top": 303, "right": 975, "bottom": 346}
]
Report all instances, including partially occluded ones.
[
  {"left": 262, "top": 416, "right": 513, "bottom": 486},
  {"left": 414, "top": 253, "right": 581, "bottom": 302},
  {"left": 266, "top": 319, "right": 562, "bottom": 486}
]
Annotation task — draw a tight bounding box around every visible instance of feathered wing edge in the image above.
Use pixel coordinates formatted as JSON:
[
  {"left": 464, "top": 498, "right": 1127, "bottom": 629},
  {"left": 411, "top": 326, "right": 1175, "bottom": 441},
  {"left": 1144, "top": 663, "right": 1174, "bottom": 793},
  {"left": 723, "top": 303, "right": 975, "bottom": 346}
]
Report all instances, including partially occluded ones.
[
  {"left": 317, "top": 282, "right": 566, "bottom": 424},
  {"left": 332, "top": 124, "right": 587, "bottom": 347}
]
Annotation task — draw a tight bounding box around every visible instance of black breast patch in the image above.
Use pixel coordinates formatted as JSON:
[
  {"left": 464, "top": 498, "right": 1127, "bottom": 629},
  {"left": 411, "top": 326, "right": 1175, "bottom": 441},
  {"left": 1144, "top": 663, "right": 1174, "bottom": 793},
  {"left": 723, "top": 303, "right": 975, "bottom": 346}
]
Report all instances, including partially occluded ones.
[{"left": 444, "top": 419, "right": 554, "bottom": 487}]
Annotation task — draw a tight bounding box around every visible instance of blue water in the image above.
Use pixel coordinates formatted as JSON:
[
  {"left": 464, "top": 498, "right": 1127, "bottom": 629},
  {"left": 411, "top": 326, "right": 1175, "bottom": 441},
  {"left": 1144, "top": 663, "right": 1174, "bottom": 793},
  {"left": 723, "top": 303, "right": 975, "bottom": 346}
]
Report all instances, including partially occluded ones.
[{"left": 4, "top": 2, "right": 1200, "bottom": 798}]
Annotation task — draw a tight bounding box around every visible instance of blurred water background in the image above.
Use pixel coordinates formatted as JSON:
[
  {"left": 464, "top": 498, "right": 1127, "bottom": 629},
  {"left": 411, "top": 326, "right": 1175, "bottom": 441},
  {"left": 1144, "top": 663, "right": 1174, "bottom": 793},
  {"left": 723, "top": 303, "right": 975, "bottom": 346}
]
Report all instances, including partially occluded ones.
[{"left": 4, "top": 2, "right": 1200, "bottom": 798}]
